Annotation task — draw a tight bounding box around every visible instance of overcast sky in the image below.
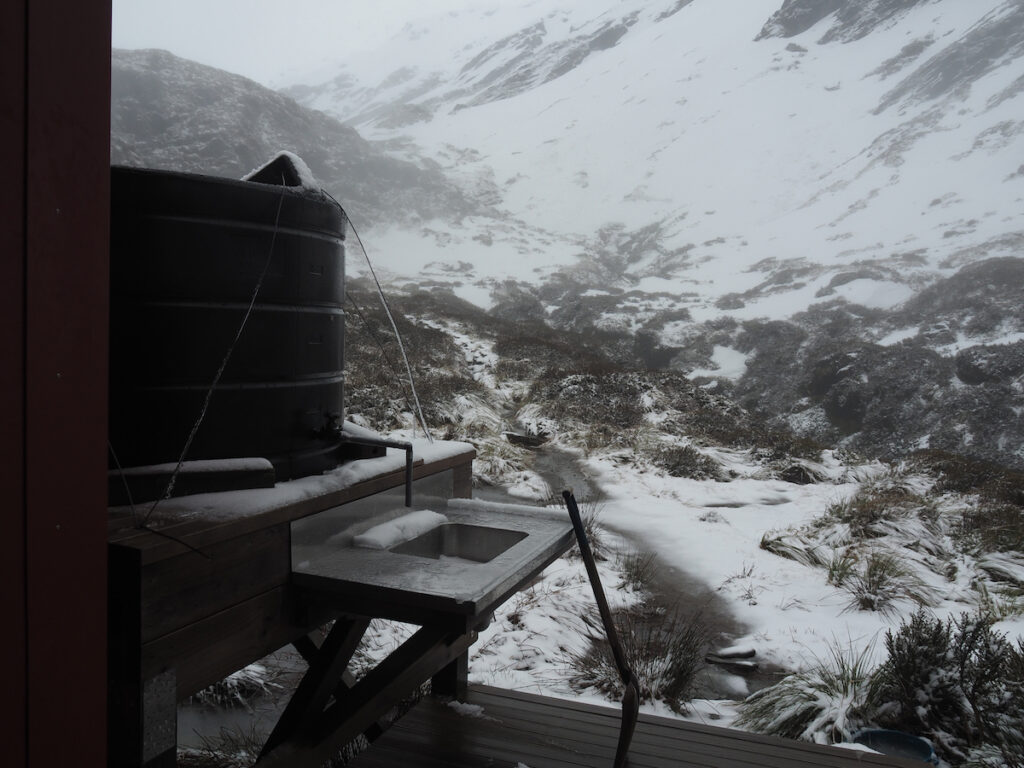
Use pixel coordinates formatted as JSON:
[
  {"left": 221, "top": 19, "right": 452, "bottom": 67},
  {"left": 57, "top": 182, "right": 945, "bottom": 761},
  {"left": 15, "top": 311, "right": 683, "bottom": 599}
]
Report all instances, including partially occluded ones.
[{"left": 112, "top": 0, "right": 486, "bottom": 86}]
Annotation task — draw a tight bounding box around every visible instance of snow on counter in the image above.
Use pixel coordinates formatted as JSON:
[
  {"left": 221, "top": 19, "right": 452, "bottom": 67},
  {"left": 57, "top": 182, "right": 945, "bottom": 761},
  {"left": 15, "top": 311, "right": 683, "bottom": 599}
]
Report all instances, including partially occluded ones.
[
  {"left": 113, "top": 457, "right": 273, "bottom": 476},
  {"left": 112, "top": 428, "right": 474, "bottom": 527},
  {"left": 352, "top": 510, "right": 447, "bottom": 549}
]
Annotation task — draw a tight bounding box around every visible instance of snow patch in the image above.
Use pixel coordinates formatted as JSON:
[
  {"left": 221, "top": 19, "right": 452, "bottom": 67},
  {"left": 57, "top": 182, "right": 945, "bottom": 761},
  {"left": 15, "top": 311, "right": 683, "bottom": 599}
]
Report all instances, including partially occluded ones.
[
  {"left": 830, "top": 279, "right": 915, "bottom": 309},
  {"left": 352, "top": 509, "right": 448, "bottom": 549},
  {"left": 447, "top": 701, "right": 488, "bottom": 718},
  {"left": 688, "top": 346, "right": 749, "bottom": 380},
  {"left": 877, "top": 327, "right": 919, "bottom": 346}
]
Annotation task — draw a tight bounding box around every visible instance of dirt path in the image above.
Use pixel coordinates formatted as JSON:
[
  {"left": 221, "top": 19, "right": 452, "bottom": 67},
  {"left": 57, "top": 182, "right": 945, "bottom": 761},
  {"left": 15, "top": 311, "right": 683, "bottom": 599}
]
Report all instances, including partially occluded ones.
[{"left": 483, "top": 439, "right": 781, "bottom": 698}]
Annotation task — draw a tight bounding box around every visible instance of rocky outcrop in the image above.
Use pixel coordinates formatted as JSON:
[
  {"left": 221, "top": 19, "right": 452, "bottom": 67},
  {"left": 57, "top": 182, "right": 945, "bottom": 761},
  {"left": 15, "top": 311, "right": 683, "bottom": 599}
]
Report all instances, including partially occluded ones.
[
  {"left": 876, "top": 2, "right": 1024, "bottom": 111},
  {"left": 757, "top": 0, "right": 927, "bottom": 44}
]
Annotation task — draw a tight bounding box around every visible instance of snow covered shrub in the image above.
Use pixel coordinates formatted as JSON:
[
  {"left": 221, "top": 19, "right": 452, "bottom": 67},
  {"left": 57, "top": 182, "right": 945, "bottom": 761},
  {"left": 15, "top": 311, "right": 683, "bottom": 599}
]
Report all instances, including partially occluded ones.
[
  {"left": 529, "top": 372, "right": 647, "bottom": 431},
  {"left": 872, "top": 609, "right": 1024, "bottom": 763},
  {"left": 735, "top": 642, "right": 876, "bottom": 744},
  {"left": 680, "top": 403, "right": 753, "bottom": 448},
  {"left": 651, "top": 444, "right": 721, "bottom": 480},
  {"left": 344, "top": 291, "right": 485, "bottom": 433},
  {"left": 567, "top": 605, "right": 708, "bottom": 714},
  {"left": 914, "top": 449, "right": 1024, "bottom": 508},
  {"left": 959, "top": 501, "right": 1024, "bottom": 554}
]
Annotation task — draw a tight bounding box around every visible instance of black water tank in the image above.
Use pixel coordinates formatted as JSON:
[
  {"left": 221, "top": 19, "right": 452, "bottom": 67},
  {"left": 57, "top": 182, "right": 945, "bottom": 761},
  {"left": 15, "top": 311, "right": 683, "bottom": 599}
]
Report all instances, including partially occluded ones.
[{"left": 109, "top": 164, "right": 346, "bottom": 481}]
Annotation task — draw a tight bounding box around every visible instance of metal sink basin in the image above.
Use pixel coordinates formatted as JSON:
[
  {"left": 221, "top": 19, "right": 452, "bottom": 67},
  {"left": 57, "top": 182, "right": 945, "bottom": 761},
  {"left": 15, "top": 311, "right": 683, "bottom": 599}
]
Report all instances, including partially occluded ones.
[
  {"left": 390, "top": 523, "right": 527, "bottom": 563},
  {"left": 291, "top": 500, "right": 574, "bottom": 625}
]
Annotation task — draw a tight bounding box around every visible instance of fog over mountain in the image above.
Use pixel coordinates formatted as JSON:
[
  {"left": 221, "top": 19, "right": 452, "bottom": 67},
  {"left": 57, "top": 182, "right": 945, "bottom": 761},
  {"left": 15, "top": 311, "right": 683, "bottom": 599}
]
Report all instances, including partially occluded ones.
[
  {"left": 112, "top": 0, "right": 1024, "bottom": 470},
  {"left": 111, "top": 48, "right": 476, "bottom": 227}
]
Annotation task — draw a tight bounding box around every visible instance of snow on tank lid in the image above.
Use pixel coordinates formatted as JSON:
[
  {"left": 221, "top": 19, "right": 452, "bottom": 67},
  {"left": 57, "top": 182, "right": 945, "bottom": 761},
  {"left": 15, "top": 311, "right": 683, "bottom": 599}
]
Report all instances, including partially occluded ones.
[{"left": 243, "top": 150, "right": 322, "bottom": 193}]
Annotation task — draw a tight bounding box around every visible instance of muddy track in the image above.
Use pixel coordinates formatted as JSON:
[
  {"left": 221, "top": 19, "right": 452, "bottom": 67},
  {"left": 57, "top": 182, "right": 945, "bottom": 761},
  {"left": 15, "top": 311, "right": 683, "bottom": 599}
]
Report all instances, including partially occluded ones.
[{"left": 485, "top": 439, "right": 782, "bottom": 697}]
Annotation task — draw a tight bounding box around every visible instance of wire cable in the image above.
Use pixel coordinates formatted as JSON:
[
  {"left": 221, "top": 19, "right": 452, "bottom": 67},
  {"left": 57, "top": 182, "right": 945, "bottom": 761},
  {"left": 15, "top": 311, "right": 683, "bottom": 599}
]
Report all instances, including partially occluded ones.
[
  {"left": 322, "top": 191, "right": 433, "bottom": 442},
  {"left": 346, "top": 292, "right": 422, "bottom": 421}
]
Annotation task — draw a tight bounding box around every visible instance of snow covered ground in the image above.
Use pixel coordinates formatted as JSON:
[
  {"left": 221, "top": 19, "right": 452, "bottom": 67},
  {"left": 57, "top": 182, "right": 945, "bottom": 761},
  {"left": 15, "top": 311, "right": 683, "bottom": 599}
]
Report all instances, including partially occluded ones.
[
  {"left": 354, "top": 431, "right": 1021, "bottom": 735},
  {"left": 347, "top": 300, "right": 1020, "bottom": 730},
  {"left": 183, "top": 427, "right": 1024, "bottom": 766}
]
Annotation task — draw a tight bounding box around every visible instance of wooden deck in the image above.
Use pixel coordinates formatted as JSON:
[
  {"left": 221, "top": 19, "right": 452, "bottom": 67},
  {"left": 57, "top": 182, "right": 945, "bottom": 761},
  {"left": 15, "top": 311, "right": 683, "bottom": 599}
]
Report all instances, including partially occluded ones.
[{"left": 351, "top": 685, "right": 922, "bottom": 768}]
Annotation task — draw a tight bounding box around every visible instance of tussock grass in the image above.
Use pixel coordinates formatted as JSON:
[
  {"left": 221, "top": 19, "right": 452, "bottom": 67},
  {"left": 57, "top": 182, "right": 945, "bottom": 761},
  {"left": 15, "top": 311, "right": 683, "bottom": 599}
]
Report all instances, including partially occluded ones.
[
  {"left": 550, "top": 492, "right": 608, "bottom": 561},
  {"left": 842, "top": 551, "right": 937, "bottom": 615},
  {"left": 976, "top": 552, "right": 1024, "bottom": 588},
  {"left": 617, "top": 549, "right": 657, "bottom": 592},
  {"left": 759, "top": 532, "right": 825, "bottom": 568},
  {"left": 822, "top": 480, "right": 935, "bottom": 540},
  {"left": 473, "top": 439, "right": 528, "bottom": 487},
  {"left": 962, "top": 744, "right": 1024, "bottom": 768},
  {"left": 180, "top": 724, "right": 267, "bottom": 768},
  {"left": 738, "top": 610, "right": 1024, "bottom": 762},
  {"left": 759, "top": 466, "right": 962, "bottom": 617},
  {"left": 190, "top": 663, "right": 280, "bottom": 710},
  {"left": 825, "top": 549, "right": 858, "bottom": 587},
  {"left": 975, "top": 580, "right": 1024, "bottom": 621},
  {"left": 567, "top": 605, "right": 709, "bottom": 714},
  {"left": 736, "top": 642, "right": 877, "bottom": 744}
]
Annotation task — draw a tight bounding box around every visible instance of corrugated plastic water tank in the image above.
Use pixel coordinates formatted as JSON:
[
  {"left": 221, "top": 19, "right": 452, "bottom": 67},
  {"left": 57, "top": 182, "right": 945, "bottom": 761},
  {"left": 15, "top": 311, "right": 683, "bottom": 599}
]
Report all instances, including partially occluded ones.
[{"left": 109, "top": 164, "right": 346, "bottom": 481}]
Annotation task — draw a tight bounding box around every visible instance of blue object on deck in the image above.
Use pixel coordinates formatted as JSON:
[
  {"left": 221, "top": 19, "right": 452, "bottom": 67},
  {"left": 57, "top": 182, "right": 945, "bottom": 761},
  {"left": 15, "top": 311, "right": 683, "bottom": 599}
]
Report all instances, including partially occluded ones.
[{"left": 851, "top": 729, "right": 939, "bottom": 765}]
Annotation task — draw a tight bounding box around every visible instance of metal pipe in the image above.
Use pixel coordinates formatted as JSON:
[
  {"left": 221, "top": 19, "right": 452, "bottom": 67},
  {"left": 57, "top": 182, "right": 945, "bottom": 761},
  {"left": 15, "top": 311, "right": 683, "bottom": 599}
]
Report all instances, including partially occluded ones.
[{"left": 339, "top": 433, "right": 414, "bottom": 507}]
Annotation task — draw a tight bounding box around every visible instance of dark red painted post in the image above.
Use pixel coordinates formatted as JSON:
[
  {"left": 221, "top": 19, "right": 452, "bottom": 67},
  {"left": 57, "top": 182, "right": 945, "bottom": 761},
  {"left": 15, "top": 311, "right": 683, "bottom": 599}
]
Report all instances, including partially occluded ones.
[
  {"left": 0, "top": 1, "right": 28, "bottom": 764},
  {"left": 1, "top": 0, "right": 111, "bottom": 765}
]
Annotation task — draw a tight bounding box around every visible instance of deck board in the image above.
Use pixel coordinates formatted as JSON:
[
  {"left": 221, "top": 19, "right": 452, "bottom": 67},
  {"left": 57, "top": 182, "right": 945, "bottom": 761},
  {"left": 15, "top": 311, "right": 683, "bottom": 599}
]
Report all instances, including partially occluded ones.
[{"left": 351, "top": 685, "right": 923, "bottom": 768}]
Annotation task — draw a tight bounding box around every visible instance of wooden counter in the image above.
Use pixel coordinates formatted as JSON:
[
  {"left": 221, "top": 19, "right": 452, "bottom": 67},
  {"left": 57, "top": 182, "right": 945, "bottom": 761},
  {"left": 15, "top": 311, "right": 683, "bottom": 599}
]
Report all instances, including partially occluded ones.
[{"left": 108, "top": 442, "right": 474, "bottom": 768}]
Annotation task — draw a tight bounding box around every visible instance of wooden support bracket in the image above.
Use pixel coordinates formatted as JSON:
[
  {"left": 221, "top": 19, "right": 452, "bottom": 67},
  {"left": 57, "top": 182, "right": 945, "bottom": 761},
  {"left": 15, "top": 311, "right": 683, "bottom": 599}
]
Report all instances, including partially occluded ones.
[
  {"left": 257, "top": 623, "right": 476, "bottom": 768},
  {"left": 260, "top": 616, "right": 371, "bottom": 759}
]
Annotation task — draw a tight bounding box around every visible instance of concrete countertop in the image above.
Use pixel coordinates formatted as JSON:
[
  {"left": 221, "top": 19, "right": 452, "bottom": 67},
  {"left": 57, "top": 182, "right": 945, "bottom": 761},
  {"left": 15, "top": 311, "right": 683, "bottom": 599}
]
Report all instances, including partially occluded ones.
[{"left": 291, "top": 500, "right": 574, "bottom": 622}]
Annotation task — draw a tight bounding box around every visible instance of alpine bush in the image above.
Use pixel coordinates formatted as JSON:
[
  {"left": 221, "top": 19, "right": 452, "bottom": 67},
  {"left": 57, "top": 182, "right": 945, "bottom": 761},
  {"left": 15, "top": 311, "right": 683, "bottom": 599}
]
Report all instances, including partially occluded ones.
[
  {"left": 872, "top": 609, "right": 1024, "bottom": 763},
  {"left": 652, "top": 444, "right": 722, "bottom": 480}
]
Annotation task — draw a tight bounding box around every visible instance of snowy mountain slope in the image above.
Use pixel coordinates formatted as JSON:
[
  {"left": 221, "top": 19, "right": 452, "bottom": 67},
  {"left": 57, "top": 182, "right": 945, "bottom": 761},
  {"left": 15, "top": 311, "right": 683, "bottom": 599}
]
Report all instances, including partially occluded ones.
[
  {"left": 285, "top": 0, "right": 1024, "bottom": 313},
  {"left": 274, "top": 0, "right": 1024, "bottom": 469},
  {"left": 109, "top": 1, "right": 1023, "bottom": 468}
]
